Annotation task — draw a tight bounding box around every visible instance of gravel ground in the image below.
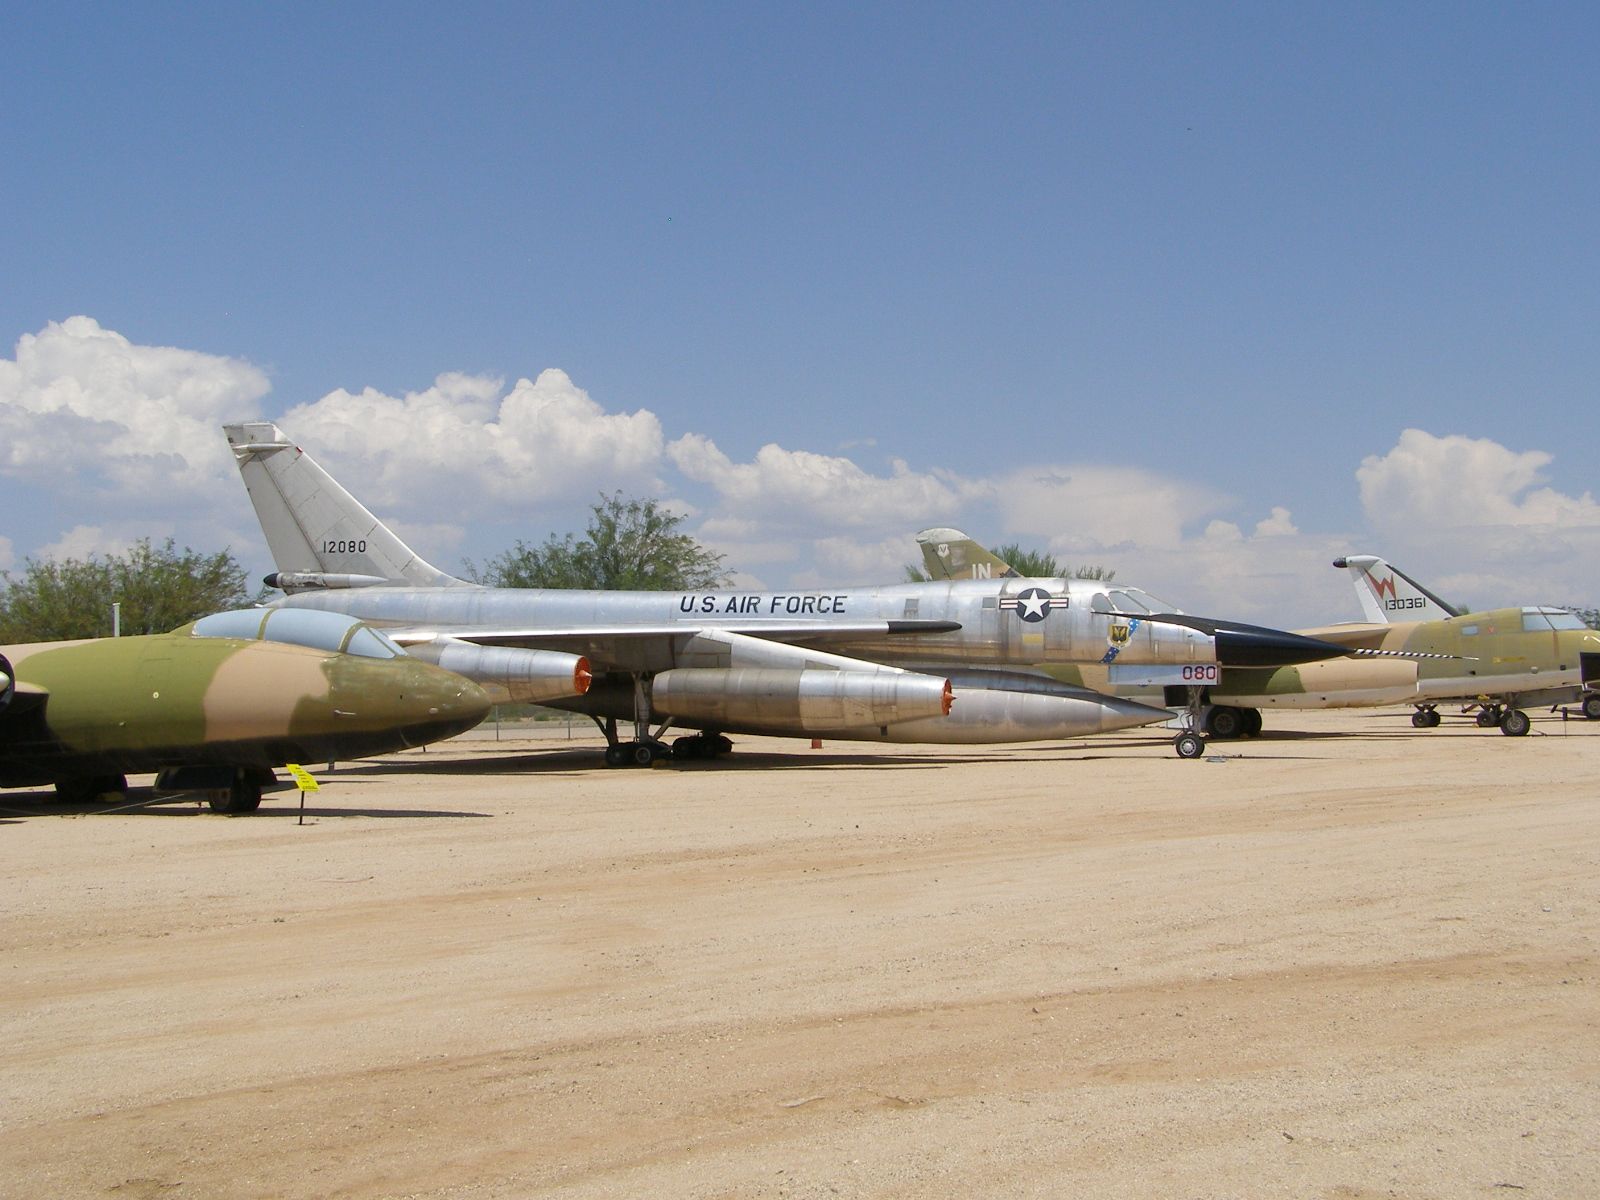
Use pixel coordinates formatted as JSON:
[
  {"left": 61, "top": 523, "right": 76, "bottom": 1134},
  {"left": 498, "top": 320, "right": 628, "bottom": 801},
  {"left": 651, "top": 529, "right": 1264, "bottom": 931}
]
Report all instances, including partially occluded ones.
[{"left": 2, "top": 708, "right": 1596, "bottom": 1199}]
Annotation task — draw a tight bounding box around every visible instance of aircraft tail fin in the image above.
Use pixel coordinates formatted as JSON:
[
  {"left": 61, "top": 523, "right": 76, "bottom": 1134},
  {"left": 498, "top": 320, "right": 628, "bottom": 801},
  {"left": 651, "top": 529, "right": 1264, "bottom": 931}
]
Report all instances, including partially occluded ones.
[
  {"left": 223, "top": 422, "right": 469, "bottom": 590},
  {"left": 915, "top": 528, "right": 1019, "bottom": 581},
  {"left": 1334, "top": 554, "right": 1457, "bottom": 623}
]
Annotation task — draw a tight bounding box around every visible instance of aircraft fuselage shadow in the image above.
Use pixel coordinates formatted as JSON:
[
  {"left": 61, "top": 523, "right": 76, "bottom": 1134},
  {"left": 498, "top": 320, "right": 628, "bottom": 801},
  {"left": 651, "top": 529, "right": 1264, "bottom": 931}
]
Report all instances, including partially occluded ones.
[
  {"left": 344, "top": 740, "right": 1173, "bottom": 775},
  {"left": 0, "top": 788, "right": 491, "bottom": 819}
]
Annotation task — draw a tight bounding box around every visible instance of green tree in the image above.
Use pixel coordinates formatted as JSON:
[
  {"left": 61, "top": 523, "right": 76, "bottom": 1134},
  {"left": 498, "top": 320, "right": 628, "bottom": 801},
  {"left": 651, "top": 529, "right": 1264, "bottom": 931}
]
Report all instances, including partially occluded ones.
[
  {"left": 472, "top": 492, "right": 729, "bottom": 590},
  {"left": 0, "top": 538, "right": 265, "bottom": 642}
]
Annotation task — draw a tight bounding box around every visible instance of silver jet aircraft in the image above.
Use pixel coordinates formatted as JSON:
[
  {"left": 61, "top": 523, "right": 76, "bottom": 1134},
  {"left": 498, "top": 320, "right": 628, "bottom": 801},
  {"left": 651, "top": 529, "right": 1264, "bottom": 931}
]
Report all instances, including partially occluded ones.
[{"left": 223, "top": 423, "right": 1353, "bottom": 764}]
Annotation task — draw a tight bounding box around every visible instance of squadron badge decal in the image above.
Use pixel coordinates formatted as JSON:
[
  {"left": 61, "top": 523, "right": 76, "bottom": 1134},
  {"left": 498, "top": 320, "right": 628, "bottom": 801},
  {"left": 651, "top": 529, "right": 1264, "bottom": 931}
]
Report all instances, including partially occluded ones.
[{"left": 1099, "top": 617, "right": 1142, "bottom": 664}]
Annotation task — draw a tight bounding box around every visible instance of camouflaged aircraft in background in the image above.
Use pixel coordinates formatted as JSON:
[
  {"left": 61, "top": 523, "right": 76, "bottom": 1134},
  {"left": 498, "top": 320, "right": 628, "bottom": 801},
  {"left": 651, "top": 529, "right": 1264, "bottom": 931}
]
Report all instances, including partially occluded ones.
[
  {"left": 222, "top": 424, "right": 1358, "bottom": 764},
  {"left": 917, "top": 531, "right": 1600, "bottom": 742},
  {"left": 1203, "top": 554, "right": 1600, "bottom": 738},
  {"left": 0, "top": 608, "right": 491, "bottom": 812}
]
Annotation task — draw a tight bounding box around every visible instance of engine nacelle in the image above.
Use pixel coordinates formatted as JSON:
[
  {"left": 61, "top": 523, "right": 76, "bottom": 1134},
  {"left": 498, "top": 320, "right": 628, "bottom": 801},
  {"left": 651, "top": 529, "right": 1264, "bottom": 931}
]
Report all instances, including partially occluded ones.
[
  {"left": 404, "top": 638, "right": 592, "bottom": 704},
  {"left": 651, "top": 668, "right": 952, "bottom": 733}
]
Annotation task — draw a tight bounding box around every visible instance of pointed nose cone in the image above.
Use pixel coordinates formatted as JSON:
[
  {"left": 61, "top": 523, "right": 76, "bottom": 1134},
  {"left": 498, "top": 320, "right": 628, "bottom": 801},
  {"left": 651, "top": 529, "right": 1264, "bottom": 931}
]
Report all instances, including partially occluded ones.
[
  {"left": 324, "top": 656, "right": 493, "bottom": 751},
  {"left": 1096, "top": 695, "right": 1176, "bottom": 733},
  {"left": 395, "top": 665, "right": 493, "bottom": 746},
  {"left": 1211, "top": 623, "right": 1351, "bottom": 667}
]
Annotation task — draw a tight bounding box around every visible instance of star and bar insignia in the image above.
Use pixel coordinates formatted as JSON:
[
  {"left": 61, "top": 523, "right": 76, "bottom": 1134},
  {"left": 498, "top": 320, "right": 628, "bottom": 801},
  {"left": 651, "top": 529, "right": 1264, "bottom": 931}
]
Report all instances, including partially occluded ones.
[{"left": 998, "top": 587, "right": 1060, "bottom": 623}]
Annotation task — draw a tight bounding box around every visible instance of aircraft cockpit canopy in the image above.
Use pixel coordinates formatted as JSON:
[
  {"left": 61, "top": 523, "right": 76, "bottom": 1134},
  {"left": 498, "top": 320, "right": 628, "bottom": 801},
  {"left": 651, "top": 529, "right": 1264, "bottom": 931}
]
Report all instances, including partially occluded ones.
[
  {"left": 189, "top": 608, "right": 404, "bottom": 659},
  {"left": 1088, "top": 587, "right": 1180, "bottom": 616},
  {"left": 1521, "top": 606, "right": 1590, "bottom": 633}
]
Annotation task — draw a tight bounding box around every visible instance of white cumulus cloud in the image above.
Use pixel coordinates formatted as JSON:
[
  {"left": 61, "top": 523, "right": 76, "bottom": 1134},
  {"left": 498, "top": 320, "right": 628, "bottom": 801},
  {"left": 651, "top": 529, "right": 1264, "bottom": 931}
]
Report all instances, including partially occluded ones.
[
  {"left": 280, "top": 369, "right": 666, "bottom": 512},
  {"left": 1354, "top": 429, "right": 1600, "bottom": 609},
  {"left": 667, "top": 434, "right": 989, "bottom": 532},
  {"left": 1358, "top": 429, "right": 1600, "bottom": 532},
  {"left": 994, "top": 464, "right": 1233, "bottom": 552},
  {"left": 33, "top": 525, "right": 138, "bottom": 563},
  {"left": 0, "top": 316, "right": 269, "bottom": 500}
]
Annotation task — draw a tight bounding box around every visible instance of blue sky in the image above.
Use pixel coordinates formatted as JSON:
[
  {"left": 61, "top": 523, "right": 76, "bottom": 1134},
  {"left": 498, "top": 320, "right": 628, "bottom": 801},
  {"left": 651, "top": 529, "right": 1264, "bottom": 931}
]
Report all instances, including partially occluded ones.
[{"left": 3, "top": 3, "right": 1597, "bottom": 624}]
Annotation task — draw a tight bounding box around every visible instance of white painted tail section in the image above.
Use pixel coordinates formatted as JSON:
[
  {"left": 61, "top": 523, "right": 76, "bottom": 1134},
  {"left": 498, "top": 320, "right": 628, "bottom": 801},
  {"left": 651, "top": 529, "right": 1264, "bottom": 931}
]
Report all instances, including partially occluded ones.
[
  {"left": 1335, "top": 554, "right": 1456, "bottom": 623},
  {"left": 223, "top": 422, "right": 467, "bottom": 588}
]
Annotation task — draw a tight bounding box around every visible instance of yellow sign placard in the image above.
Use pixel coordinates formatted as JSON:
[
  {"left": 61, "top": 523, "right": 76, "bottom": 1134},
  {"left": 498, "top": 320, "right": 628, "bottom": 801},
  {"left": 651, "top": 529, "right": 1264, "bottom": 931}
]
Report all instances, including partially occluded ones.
[{"left": 284, "top": 763, "right": 321, "bottom": 792}]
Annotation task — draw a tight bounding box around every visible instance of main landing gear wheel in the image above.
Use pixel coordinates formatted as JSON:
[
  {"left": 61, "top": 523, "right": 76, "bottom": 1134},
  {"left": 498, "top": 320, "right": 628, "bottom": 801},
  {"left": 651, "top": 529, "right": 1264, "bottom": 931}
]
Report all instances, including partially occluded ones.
[
  {"left": 1499, "top": 708, "right": 1531, "bottom": 737},
  {"left": 601, "top": 742, "right": 675, "bottom": 771},
  {"left": 1174, "top": 731, "right": 1206, "bottom": 759},
  {"left": 1583, "top": 693, "right": 1600, "bottom": 721},
  {"left": 209, "top": 770, "right": 264, "bottom": 814},
  {"left": 1205, "top": 706, "right": 1243, "bottom": 739},
  {"left": 1475, "top": 706, "right": 1502, "bottom": 728},
  {"left": 1200, "top": 705, "right": 1261, "bottom": 740},
  {"left": 603, "top": 739, "right": 673, "bottom": 767},
  {"left": 1411, "top": 707, "right": 1441, "bottom": 729},
  {"left": 671, "top": 733, "right": 734, "bottom": 761}
]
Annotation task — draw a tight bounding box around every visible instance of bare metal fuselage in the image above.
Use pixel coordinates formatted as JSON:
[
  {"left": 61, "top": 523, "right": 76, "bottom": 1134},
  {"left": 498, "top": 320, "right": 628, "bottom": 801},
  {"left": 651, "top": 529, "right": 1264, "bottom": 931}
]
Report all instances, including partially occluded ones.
[
  {"left": 269, "top": 577, "right": 1218, "bottom": 672},
  {"left": 264, "top": 579, "right": 1206, "bottom": 743}
]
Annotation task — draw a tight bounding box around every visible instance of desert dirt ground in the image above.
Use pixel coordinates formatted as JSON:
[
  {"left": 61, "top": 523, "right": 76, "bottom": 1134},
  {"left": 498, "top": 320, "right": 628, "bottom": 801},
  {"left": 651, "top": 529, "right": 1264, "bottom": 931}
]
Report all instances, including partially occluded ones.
[{"left": 1, "top": 708, "right": 1597, "bottom": 1199}]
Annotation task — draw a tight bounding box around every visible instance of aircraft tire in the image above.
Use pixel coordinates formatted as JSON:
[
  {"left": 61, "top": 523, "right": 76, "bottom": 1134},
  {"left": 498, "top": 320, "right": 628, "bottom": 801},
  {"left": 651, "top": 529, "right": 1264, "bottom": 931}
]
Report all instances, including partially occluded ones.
[
  {"left": 209, "top": 772, "right": 263, "bottom": 814},
  {"left": 1412, "top": 707, "right": 1441, "bottom": 729},
  {"left": 1205, "top": 706, "right": 1242, "bottom": 739},
  {"left": 1240, "top": 708, "right": 1263, "bottom": 737},
  {"left": 603, "top": 744, "right": 629, "bottom": 767},
  {"left": 1174, "top": 731, "right": 1205, "bottom": 759},
  {"left": 1583, "top": 693, "right": 1600, "bottom": 721},
  {"left": 672, "top": 734, "right": 730, "bottom": 760},
  {"left": 632, "top": 742, "right": 659, "bottom": 766},
  {"left": 1475, "top": 708, "right": 1500, "bottom": 728},
  {"left": 1499, "top": 709, "right": 1531, "bottom": 737}
]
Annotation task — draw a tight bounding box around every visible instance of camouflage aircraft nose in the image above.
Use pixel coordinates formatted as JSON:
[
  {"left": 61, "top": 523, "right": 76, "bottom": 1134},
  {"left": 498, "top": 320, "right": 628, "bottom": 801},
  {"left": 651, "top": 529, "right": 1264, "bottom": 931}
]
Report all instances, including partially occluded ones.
[
  {"left": 326, "top": 656, "right": 493, "bottom": 745},
  {"left": 404, "top": 664, "right": 494, "bottom": 742}
]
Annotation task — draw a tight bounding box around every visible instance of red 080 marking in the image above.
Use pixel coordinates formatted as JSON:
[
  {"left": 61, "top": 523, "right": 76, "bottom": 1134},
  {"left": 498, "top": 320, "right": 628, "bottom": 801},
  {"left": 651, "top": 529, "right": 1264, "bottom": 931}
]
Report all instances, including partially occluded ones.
[{"left": 1181, "top": 665, "right": 1220, "bottom": 682}]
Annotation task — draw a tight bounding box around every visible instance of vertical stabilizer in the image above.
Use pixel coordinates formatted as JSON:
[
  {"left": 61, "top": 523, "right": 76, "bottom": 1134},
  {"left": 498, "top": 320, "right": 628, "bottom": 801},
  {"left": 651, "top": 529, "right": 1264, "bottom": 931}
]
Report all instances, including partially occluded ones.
[
  {"left": 916, "top": 528, "right": 1019, "bottom": 581},
  {"left": 223, "top": 423, "right": 468, "bottom": 588},
  {"left": 1334, "top": 554, "right": 1457, "bottom": 623}
]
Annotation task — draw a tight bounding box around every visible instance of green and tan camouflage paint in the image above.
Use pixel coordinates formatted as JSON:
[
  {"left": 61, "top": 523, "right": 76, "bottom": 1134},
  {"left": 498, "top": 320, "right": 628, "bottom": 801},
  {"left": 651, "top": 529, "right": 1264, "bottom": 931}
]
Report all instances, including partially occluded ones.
[
  {"left": 1219, "top": 607, "right": 1600, "bottom": 709},
  {"left": 1, "top": 629, "right": 489, "bottom": 787}
]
